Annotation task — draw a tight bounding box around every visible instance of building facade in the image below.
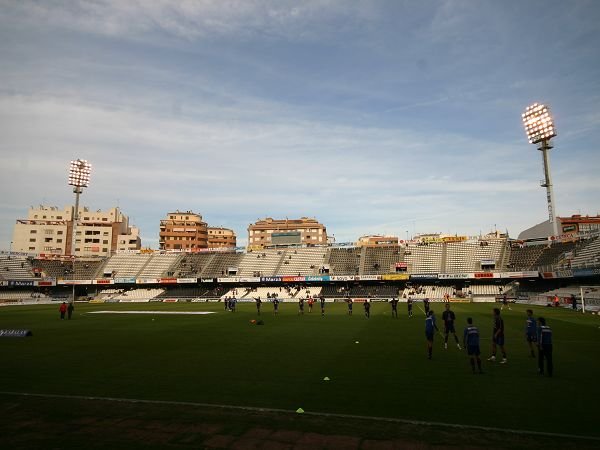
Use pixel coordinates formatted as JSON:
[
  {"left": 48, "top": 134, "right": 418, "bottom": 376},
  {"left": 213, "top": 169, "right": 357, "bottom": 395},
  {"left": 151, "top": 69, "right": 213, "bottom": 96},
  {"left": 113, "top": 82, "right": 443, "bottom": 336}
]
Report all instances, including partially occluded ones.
[
  {"left": 356, "top": 235, "right": 399, "bottom": 247},
  {"left": 11, "top": 205, "right": 140, "bottom": 257},
  {"left": 247, "top": 217, "right": 327, "bottom": 250},
  {"left": 207, "top": 227, "right": 236, "bottom": 248},
  {"left": 159, "top": 211, "right": 208, "bottom": 251}
]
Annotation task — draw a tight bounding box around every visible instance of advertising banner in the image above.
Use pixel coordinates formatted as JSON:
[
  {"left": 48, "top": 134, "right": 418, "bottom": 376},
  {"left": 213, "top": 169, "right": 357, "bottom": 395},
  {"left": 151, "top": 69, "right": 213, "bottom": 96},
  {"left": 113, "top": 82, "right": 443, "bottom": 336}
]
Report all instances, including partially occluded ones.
[
  {"left": 217, "top": 277, "right": 239, "bottom": 283},
  {"left": 438, "top": 273, "right": 469, "bottom": 280},
  {"left": 136, "top": 278, "right": 160, "bottom": 284},
  {"left": 573, "top": 268, "right": 600, "bottom": 277},
  {"left": 410, "top": 273, "right": 439, "bottom": 280},
  {"left": 358, "top": 275, "right": 382, "bottom": 281},
  {"left": 159, "top": 278, "right": 178, "bottom": 284},
  {"left": 261, "top": 277, "right": 283, "bottom": 283},
  {"left": 500, "top": 271, "right": 539, "bottom": 279},
  {"left": 305, "top": 276, "right": 331, "bottom": 282},
  {"left": 114, "top": 277, "right": 136, "bottom": 284},
  {"left": 200, "top": 278, "right": 216, "bottom": 283},
  {"left": 282, "top": 276, "right": 306, "bottom": 282},
  {"left": 7, "top": 280, "right": 35, "bottom": 287},
  {"left": 330, "top": 276, "right": 357, "bottom": 281},
  {"left": 381, "top": 274, "right": 409, "bottom": 281},
  {"left": 37, "top": 280, "right": 56, "bottom": 287},
  {"left": 58, "top": 279, "right": 91, "bottom": 285},
  {"left": 472, "top": 272, "right": 498, "bottom": 279},
  {"left": 176, "top": 278, "right": 198, "bottom": 284},
  {"left": 93, "top": 279, "right": 114, "bottom": 285}
]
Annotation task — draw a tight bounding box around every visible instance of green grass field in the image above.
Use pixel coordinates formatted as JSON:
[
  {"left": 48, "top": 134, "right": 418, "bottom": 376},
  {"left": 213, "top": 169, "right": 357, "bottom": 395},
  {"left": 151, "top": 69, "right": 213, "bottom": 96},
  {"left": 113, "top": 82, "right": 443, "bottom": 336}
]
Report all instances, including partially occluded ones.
[{"left": 1, "top": 301, "right": 599, "bottom": 447}]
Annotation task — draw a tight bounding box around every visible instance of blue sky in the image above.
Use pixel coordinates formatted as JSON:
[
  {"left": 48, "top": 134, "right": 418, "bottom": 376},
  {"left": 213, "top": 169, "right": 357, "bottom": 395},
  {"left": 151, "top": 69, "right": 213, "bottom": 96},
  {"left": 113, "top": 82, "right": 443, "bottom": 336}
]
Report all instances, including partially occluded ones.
[{"left": 1, "top": 0, "right": 599, "bottom": 249}]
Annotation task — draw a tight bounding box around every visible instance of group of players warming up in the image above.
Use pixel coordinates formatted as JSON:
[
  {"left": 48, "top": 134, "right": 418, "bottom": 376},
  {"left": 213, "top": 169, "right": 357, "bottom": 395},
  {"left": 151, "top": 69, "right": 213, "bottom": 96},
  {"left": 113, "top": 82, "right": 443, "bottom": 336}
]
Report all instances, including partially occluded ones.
[{"left": 425, "top": 303, "right": 553, "bottom": 376}]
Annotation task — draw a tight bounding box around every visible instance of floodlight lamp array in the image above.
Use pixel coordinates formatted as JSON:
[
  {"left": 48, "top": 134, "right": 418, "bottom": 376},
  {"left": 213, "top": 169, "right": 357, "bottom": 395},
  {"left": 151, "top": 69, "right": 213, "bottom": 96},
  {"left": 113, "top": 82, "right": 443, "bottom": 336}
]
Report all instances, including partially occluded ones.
[
  {"left": 68, "top": 159, "right": 92, "bottom": 187},
  {"left": 522, "top": 103, "right": 556, "bottom": 144}
]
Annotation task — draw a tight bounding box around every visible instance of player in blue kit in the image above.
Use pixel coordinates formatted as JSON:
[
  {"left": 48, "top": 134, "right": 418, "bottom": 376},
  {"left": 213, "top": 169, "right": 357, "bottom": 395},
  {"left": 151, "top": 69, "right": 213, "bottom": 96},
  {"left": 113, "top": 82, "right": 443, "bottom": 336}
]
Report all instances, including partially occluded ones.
[
  {"left": 525, "top": 309, "right": 537, "bottom": 358},
  {"left": 442, "top": 303, "right": 461, "bottom": 350},
  {"left": 425, "top": 310, "right": 439, "bottom": 360},
  {"left": 346, "top": 297, "right": 353, "bottom": 315},
  {"left": 488, "top": 308, "right": 507, "bottom": 364},
  {"left": 537, "top": 317, "right": 553, "bottom": 377},
  {"left": 463, "top": 317, "right": 483, "bottom": 374}
]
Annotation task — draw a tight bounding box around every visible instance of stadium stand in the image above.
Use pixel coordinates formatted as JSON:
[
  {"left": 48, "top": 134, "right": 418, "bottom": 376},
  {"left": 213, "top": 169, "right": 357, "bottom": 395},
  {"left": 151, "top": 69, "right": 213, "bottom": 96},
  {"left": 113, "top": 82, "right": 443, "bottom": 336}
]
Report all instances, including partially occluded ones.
[
  {"left": 571, "top": 237, "right": 600, "bottom": 269},
  {"left": 362, "top": 246, "right": 404, "bottom": 275},
  {"left": 202, "top": 252, "right": 244, "bottom": 278},
  {"left": 138, "top": 253, "right": 182, "bottom": 278},
  {"left": 101, "top": 253, "right": 152, "bottom": 277},
  {"left": 326, "top": 247, "right": 361, "bottom": 275},
  {"left": 403, "top": 243, "right": 444, "bottom": 274},
  {"left": 113, "top": 288, "right": 165, "bottom": 301},
  {"left": 171, "top": 253, "right": 214, "bottom": 277},
  {"left": 0, "top": 256, "right": 35, "bottom": 280},
  {"left": 237, "top": 250, "right": 283, "bottom": 277},
  {"left": 277, "top": 247, "right": 328, "bottom": 276}
]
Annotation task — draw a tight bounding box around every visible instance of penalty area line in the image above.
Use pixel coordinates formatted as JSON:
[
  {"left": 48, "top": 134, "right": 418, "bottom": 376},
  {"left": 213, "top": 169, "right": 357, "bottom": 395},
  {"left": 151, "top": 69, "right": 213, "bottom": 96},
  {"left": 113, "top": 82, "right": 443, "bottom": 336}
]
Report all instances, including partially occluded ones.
[{"left": 0, "top": 391, "right": 599, "bottom": 442}]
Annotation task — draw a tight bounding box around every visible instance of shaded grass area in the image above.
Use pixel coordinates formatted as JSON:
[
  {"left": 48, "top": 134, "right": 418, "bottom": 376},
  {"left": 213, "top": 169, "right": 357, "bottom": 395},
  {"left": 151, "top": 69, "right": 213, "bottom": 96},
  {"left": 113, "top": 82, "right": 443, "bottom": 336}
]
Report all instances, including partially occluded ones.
[
  {"left": 1, "top": 394, "right": 598, "bottom": 450},
  {"left": 1, "top": 301, "right": 599, "bottom": 446}
]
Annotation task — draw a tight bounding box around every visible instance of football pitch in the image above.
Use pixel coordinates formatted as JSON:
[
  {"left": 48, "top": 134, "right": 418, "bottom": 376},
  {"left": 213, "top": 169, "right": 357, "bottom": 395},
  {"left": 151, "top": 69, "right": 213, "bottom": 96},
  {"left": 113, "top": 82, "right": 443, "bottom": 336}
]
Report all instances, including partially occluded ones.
[{"left": 1, "top": 301, "right": 599, "bottom": 449}]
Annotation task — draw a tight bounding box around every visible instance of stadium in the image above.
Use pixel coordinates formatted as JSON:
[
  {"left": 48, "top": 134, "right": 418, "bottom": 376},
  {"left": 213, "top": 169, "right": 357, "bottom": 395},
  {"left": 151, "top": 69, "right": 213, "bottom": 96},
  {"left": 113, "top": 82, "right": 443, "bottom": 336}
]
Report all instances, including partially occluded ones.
[{"left": 3, "top": 3, "right": 600, "bottom": 449}]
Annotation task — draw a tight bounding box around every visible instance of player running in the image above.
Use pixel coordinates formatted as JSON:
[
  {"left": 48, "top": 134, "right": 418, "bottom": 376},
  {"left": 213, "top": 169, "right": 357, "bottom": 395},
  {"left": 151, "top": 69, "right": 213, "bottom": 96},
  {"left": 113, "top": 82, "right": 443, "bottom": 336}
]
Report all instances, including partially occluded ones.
[
  {"left": 463, "top": 317, "right": 483, "bottom": 374},
  {"left": 525, "top": 309, "right": 537, "bottom": 358},
  {"left": 537, "top": 317, "right": 553, "bottom": 377},
  {"left": 390, "top": 297, "right": 399, "bottom": 318},
  {"left": 425, "top": 309, "right": 439, "bottom": 360},
  {"left": 488, "top": 308, "right": 507, "bottom": 364},
  {"left": 442, "top": 303, "right": 462, "bottom": 350}
]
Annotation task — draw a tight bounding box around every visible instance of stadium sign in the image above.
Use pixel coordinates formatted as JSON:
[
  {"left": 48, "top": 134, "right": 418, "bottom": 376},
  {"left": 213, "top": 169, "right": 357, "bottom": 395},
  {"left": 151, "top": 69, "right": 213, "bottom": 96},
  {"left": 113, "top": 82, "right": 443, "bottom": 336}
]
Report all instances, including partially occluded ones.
[
  {"left": 573, "top": 268, "right": 600, "bottom": 277},
  {"left": 114, "top": 277, "right": 136, "bottom": 284},
  {"left": 282, "top": 276, "right": 305, "bottom": 282},
  {"left": 176, "top": 278, "right": 198, "bottom": 284},
  {"left": 136, "top": 278, "right": 160, "bottom": 284},
  {"left": 93, "top": 279, "right": 114, "bottom": 285},
  {"left": 8, "top": 280, "right": 35, "bottom": 287},
  {"left": 500, "top": 271, "right": 539, "bottom": 279},
  {"left": 159, "top": 278, "right": 178, "bottom": 284},
  {"left": 0, "top": 329, "right": 32, "bottom": 338},
  {"left": 305, "top": 276, "right": 330, "bottom": 282},
  {"left": 473, "top": 272, "right": 499, "bottom": 279},
  {"left": 359, "top": 275, "right": 382, "bottom": 281},
  {"left": 217, "top": 277, "right": 240, "bottom": 283},
  {"left": 438, "top": 273, "right": 469, "bottom": 280},
  {"left": 410, "top": 274, "right": 439, "bottom": 280},
  {"left": 261, "top": 277, "right": 282, "bottom": 283},
  {"left": 238, "top": 277, "right": 260, "bottom": 283},
  {"left": 382, "top": 274, "right": 409, "bottom": 281},
  {"left": 330, "top": 276, "right": 357, "bottom": 281},
  {"left": 37, "top": 280, "right": 56, "bottom": 286},
  {"left": 200, "top": 278, "right": 216, "bottom": 283}
]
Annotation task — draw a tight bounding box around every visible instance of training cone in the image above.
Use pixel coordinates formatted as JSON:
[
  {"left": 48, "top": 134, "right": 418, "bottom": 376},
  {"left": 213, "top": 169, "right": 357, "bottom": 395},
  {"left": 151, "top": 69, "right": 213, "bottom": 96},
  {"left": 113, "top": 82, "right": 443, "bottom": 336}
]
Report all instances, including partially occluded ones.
[
  {"left": 323, "top": 376, "right": 330, "bottom": 381},
  {"left": 296, "top": 407, "right": 305, "bottom": 414}
]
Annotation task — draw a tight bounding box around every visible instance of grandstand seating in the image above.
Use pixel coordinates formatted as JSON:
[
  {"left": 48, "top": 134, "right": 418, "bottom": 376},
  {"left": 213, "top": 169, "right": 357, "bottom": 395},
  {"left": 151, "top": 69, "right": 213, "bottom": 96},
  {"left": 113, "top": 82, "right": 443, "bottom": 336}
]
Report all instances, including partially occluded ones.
[
  {"left": 403, "top": 243, "right": 444, "bottom": 274},
  {"left": 362, "top": 246, "right": 404, "bottom": 275},
  {"left": 326, "top": 247, "right": 361, "bottom": 275},
  {"left": 400, "top": 285, "right": 453, "bottom": 300},
  {"left": 101, "top": 254, "right": 152, "bottom": 277},
  {"left": 171, "top": 253, "right": 215, "bottom": 277},
  {"left": 571, "top": 237, "right": 600, "bottom": 269},
  {"left": 0, "top": 256, "right": 35, "bottom": 280},
  {"left": 202, "top": 253, "right": 244, "bottom": 278},
  {"left": 113, "top": 288, "right": 165, "bottom": 301},
  {"left": 277, "top": 248, "right": 328, "bottom": 276},
  {"left": 138, "top": 253, "right": 182, "bottom": 278},
  {"left": 237, "top": 250, "right": 283, "bottom": 277}
]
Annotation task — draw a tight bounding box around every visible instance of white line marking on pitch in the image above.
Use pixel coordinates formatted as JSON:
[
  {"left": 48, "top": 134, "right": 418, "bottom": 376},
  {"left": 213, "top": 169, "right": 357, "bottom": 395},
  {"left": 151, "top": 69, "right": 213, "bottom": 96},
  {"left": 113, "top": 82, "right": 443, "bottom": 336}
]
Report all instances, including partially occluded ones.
[
  {"left": 87, "top": 311, "right": 216, "bottom": 315},
  {"left": 0, "top": 391, "right": 598, "bottom": 442}
]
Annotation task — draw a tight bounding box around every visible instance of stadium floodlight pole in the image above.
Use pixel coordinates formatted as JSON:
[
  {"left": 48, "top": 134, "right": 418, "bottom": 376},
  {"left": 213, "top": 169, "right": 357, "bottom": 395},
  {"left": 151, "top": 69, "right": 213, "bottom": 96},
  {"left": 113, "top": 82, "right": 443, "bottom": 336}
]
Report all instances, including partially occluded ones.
[
  {"left": 68, "top": 159, "right": 92, "bottom": 305},
  {"left": 522, "top": 103, "right": 559, "bottom": 238}
]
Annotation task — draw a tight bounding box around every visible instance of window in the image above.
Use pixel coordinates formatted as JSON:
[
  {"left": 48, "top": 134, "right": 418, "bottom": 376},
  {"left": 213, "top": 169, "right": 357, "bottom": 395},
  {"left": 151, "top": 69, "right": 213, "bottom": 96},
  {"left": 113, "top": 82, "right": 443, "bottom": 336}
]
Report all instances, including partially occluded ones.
[
  {"left": 29, "top": 238, "right": 36, "bottom": 242},
  {"left": 57, "top": 230, "right": 63, "bottom": 235},
  {"left": 103, "top": 248, "right": 108, "bottom": 252},
  {"left": 30, "top": 230, "right": 37, "bottom": 234},
  {"left": 29, "top": 247, "right": 35, "bottom": 251},
  {"left": 44, "top": 238, "right": 52, "bottom": 243},
  {"left": 102, "top": 218, "right": 108, "bottom": 222},
  {"left": 57, "top": 216, "right": 62, "bottom": 219},
  {"left": 57, "top": 239, "right": 62, "bottom": 243}
]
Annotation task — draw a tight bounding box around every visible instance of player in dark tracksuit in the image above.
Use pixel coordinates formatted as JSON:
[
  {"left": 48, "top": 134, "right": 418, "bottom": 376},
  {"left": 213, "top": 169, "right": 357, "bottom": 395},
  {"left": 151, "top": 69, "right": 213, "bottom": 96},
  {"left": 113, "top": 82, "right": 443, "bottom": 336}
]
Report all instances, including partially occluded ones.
[
  {"left": 488, "top": 308, "right": 507, "bottom": 364},
  {"left": 364, "top": 300, "right": 371, "bottom": 318},
  {"left": 319, "top": 295, "right": 326, "bottom": 316},
  {"left": 442, "top": 303, "right": 461, "bottom": 350},
  {"left": 537, "top": 317, "right": 553, "bottom": 377},
  {"left": 463, "top": 317, "right": 483, "bottom": 374},
  {"left": 425, "top": 310, "right": 439, "bottom": 360},
  {"left": 407, "top": 298, "right": 413, "bottom": 318},
  {"left": 298, "top": 297, "right": 304, "bottom": 315},
  {"left": 525, "top": 309, "right": 537, "bottom": 358},
  {"left": 423, "top": 298, "right": 430, "bottom": 316},
  {"left": 272, "top": 297, "right": 279, "bottom": 315},
  {"left": 254, "top": 297, "right": 262, "bottom": 315},
  {"left": 390, "top": 298, "right": 399, "bottom": 318},
  {"left": 347, "top": 297, "right": 353, "bottom": 315}
]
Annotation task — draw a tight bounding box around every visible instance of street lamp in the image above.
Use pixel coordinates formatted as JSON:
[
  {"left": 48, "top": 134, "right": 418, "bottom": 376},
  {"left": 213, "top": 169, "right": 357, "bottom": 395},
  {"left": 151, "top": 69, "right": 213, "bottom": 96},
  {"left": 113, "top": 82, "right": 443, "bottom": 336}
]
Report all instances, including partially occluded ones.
[
  {"left": 522, "top": 103, "right": 559, "bottom": 238},
  {"left": 68, "top": 159, "right": 92, "bottom": 305}
]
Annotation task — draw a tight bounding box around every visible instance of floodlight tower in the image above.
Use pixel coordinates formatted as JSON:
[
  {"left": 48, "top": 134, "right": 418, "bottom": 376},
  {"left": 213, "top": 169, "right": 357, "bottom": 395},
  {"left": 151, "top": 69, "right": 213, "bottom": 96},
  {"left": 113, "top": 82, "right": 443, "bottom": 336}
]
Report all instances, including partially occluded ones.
[
  {"left": 522, "top": 103, "right": 559, "bottom": 238},
  {"left": 68, "top": 159, "right": 92, "bottom": 304}
]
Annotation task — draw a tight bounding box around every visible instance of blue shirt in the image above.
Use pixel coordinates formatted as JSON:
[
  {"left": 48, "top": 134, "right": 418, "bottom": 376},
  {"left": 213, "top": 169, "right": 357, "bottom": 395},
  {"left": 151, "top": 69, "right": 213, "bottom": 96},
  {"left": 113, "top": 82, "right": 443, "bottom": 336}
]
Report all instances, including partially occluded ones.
[
  {"left": 425, "top": 315, "right": 438, "bottom": 333},
  {"left": 463, "top": 325, "right": 480, "bottom": 346},
  {"left": 526, "top": 316, "right": 537, "bottom": 335}
]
